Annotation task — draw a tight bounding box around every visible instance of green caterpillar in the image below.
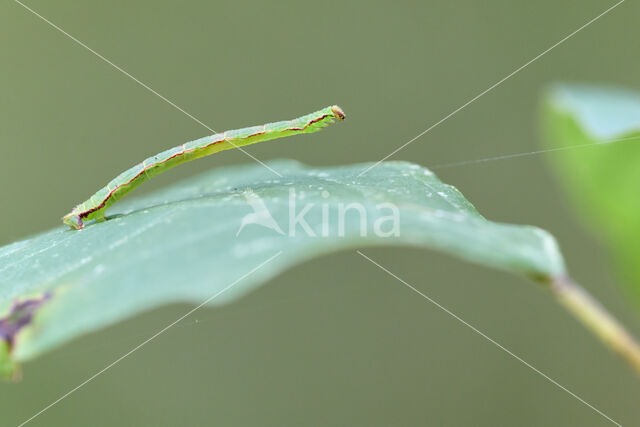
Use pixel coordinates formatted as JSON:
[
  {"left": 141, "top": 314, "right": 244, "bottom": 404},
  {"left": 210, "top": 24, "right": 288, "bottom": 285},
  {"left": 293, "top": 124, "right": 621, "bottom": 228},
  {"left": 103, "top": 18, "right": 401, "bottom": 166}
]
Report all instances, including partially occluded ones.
[{"left": 63, "top": 105, "right": 345, "bottom": 229}]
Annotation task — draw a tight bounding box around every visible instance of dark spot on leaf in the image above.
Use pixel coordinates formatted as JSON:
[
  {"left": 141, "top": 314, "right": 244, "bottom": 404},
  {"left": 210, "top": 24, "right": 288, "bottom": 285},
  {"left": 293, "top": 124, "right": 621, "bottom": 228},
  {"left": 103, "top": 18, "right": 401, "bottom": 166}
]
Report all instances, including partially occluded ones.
[{"left": 0, "top": 294, "right": 51, "bottom": 349}]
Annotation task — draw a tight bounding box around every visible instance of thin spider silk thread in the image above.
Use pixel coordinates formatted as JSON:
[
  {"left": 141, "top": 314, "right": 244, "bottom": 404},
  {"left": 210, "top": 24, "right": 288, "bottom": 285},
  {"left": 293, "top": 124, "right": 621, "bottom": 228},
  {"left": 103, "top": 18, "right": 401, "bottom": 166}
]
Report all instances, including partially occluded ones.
[{"left": 429, "top": 135, "right": 640, "bottom": 170}]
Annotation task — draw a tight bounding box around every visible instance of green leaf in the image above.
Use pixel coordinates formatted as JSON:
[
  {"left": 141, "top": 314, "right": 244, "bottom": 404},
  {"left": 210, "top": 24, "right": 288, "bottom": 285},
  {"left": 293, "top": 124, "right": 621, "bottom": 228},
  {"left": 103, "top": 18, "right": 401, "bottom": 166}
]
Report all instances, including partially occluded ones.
[
  {"left": 542, "top": 84, "right": 640, "bottom": 308},
  {"left": 0, "top": 160, "right": 565, "bottom": 375}
]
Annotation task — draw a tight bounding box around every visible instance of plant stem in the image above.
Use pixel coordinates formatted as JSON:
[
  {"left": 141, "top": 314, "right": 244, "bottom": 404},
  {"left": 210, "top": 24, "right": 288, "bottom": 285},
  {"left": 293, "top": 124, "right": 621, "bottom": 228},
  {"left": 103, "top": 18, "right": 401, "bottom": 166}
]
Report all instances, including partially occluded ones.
[{"left": 550, "top": 276, "right": 640, "bottom": 374}]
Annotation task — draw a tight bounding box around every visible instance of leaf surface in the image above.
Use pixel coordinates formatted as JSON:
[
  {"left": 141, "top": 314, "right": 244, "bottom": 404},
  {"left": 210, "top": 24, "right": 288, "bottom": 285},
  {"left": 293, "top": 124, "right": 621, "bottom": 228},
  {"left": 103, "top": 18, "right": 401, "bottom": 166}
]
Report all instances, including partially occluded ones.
[{"left": 0, "top": 161, "right": 565, "bottom": 373}]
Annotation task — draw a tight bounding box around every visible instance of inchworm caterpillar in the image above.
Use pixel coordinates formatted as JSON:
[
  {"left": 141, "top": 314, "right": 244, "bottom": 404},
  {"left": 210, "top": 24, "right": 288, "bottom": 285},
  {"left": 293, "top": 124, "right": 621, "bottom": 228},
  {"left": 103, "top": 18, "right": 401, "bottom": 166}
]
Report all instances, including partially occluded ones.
[{"left": 63, "top": 105, "right": 346, "bottom": 229}]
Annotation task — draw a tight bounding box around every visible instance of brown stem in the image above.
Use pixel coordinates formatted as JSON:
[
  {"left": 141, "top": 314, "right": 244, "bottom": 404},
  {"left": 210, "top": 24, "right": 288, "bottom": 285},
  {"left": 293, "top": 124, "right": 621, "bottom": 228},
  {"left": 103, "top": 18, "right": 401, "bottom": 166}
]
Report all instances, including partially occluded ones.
[{"left": 550, "top": 276, "right": 640, "bottom": 374}]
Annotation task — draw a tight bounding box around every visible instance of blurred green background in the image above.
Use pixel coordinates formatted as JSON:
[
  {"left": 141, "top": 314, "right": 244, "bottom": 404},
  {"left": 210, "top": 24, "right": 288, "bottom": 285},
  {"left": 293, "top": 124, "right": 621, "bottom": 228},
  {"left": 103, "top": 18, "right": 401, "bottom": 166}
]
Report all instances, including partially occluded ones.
[{"left": 2, "top": 0, "right": 639, "bottom": 425}]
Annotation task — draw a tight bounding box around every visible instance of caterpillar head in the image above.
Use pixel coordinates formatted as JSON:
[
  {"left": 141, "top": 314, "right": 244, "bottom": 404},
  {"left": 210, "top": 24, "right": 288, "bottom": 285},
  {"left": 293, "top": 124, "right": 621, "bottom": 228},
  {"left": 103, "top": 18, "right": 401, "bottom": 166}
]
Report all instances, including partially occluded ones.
[{"left": 331, "top": 105, "right": 346, "bottom": 121}]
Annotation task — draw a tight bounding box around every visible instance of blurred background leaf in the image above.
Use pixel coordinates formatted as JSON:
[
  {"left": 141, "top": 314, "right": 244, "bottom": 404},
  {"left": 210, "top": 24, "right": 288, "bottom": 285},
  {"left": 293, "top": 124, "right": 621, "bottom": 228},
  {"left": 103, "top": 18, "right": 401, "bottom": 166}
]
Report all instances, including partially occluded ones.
[{"left": 542, "top": 83, "right": 640, "bottom": 307}]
